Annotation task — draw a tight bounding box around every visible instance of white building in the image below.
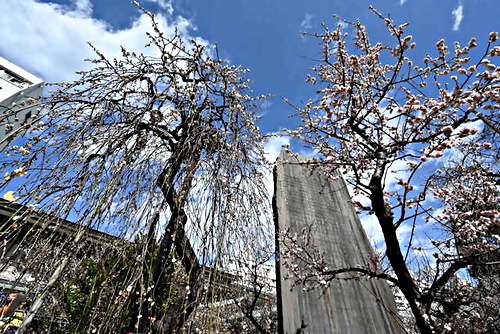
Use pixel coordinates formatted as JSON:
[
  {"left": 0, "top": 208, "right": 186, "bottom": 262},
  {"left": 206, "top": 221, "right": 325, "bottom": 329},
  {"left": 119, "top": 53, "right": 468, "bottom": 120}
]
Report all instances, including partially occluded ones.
[{"left": 0, "top": 57, "right": 43, "bottom": 150}]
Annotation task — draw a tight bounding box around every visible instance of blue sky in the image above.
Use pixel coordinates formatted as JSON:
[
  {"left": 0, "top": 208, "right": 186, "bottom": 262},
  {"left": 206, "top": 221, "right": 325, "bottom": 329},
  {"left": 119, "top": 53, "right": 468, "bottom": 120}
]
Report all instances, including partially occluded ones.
[
  {"left": 1, "top": 0, "right": 499, "bottom": 247},
  {"left": 2, "top": 0, "right": 499, "bottom": 136}
]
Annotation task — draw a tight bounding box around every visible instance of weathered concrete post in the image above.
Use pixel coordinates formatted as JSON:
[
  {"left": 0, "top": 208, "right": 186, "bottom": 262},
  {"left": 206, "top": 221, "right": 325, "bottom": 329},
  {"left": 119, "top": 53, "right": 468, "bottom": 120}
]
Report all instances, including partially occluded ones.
[{"left": 274, "top": 151, "right": 404, "bottom": 334}]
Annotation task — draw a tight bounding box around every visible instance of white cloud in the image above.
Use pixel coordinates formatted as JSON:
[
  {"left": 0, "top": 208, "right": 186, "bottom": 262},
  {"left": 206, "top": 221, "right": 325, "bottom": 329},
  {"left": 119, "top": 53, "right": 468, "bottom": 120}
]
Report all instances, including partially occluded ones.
[
  {"left": 396, "top": 220, "right": 416, "bottom": 243},
  {"left": 360, "top": 213, "right": 384, "bottom": 248},
  {"left": 344, "top": 180, "right": 384, "bottom": 249},
  {"left": 452, "top": 5, "right": 464, "bottom": 31},
  {"left": 400, "top": 0, "right": 408, "bottom": 5},
  {"left": 0, "top": 0, "right": 201, "bottom": 83},
  {"left": 300, "top": 13, "right": 313, "bottom": 30},
  {"left": 263, "top": 135, "right": 290, "bottom": 196},
  {"left": 298, "top": 147, "right": 318, "bottom": 158},
  {"left": 385, "top": 158, "right": 413, "bottom": 192},
  {"left": 74, "top": 0, "right": 92, "bottom": 17},
  {"left": 264, "top": 135, "right": 289, "bottom": 163}
]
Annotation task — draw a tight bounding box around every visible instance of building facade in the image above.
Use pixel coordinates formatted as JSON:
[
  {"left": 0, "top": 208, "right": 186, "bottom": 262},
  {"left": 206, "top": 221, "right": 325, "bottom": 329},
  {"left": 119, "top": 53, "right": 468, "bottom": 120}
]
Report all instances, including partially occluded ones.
[{"left": 0, "top": 57, "right": 43, "bottom": 150}]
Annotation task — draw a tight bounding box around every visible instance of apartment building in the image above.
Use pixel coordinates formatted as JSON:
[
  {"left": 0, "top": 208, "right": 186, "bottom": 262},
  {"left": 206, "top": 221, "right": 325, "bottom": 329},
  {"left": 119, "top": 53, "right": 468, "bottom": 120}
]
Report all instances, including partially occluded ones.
[{"left": 0, "top": 57, "right": 44, "bottom": 150}]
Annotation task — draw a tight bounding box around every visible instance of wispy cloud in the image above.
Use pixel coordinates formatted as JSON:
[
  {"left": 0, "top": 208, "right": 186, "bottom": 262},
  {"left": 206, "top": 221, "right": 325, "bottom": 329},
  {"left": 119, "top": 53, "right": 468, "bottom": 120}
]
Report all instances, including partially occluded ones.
[
  {"left": 337, "top": 19, "right": 348, "bottom": 30},
  {"left": 452, "top": 5, "right": 464, "bottom": 31},
  {"left": 74, "top": 0, "right": 92, "bottom": 17},
  {"left": 144, "top": 0, "right": 174, "bottom": 14},
  {"left": 300, "top": 13, "right": 313, "bottom": 30},
  {"left": 400, "top": 0, "right": 408, "bottom": 5},
  {"left": 259, "top": 100, "right": 273, "bottom": 111}
]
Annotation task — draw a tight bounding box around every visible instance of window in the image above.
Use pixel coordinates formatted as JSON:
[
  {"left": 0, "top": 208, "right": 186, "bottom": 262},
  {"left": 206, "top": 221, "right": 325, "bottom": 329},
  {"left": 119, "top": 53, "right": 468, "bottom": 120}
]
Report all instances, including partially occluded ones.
[{"left": 0, "top": 67, "right": 27, "bottom": 88}]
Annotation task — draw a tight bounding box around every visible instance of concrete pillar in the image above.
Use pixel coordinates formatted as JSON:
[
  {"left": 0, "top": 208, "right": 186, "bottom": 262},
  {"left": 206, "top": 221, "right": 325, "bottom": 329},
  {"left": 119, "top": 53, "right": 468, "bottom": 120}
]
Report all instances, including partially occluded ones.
[{"left": 274, "top": 151, "right": 404, "bottom": 334}]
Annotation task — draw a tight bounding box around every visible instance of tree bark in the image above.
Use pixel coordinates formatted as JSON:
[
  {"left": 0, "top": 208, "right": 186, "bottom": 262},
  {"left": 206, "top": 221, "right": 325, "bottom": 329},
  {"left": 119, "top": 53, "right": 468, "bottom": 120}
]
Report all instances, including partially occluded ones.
[
  {"left": 135, "top": 141, "right": 203, "bottom": 333},
  {"left": 369, "top": 150, "right": 433, "bottom": 334}
]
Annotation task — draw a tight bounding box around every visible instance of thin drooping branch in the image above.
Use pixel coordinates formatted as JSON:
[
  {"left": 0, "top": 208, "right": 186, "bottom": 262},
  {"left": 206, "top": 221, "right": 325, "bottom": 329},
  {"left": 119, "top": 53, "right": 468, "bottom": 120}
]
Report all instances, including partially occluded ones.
[{"left": 0, "top": 6, "right": 273, "bottom": 333}]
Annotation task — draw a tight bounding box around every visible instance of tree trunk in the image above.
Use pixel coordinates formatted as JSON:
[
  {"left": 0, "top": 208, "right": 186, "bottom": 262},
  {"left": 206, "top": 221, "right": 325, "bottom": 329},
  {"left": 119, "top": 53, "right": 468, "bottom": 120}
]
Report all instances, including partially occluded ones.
[
  {"left": 135, "top": 143, "right": 203, "bottom": 333},
  {"left": 369, "top": 172, "right": 433, "bottom": 334}
]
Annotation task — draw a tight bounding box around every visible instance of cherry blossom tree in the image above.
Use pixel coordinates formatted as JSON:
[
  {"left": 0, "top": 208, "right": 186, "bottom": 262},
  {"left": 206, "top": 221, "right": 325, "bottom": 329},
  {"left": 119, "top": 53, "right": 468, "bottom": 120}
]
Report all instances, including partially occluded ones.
[
  {"left": 0, "top": 6, "right": 273, "bottom": 333},
  {"left": 285, "top": 7, "right": 500, "bottom": 333}
]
